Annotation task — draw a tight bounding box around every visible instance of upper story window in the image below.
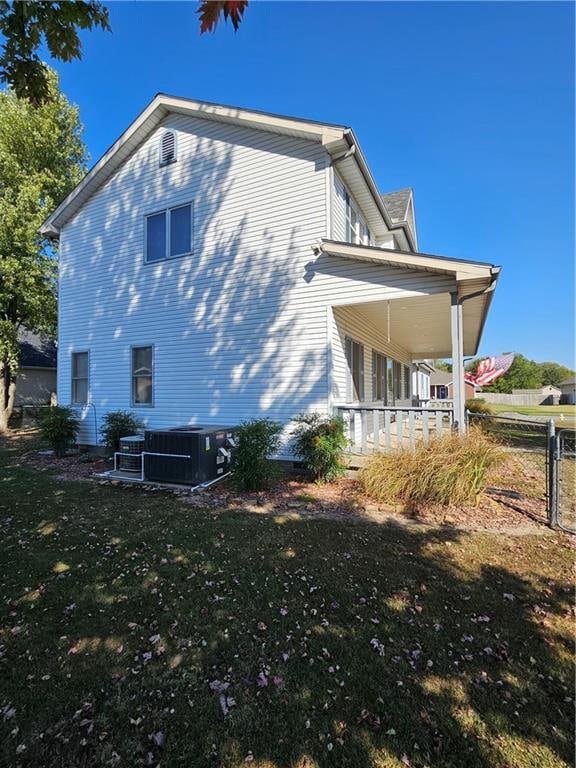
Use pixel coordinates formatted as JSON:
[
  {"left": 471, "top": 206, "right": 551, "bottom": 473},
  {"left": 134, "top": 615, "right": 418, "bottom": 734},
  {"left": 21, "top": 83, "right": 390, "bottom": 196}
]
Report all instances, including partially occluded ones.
[
  {"left": 71, "top": 351, "right": 89, "bottom": 404},
  {"left": 145, "top": 203, "right": 193, "bottom": 263},
  {"left": 344, "top": 190, "right": 372, "bottom": 246},
  {"left": 160, "top": 130, "right": 176, "bottom": 166}
]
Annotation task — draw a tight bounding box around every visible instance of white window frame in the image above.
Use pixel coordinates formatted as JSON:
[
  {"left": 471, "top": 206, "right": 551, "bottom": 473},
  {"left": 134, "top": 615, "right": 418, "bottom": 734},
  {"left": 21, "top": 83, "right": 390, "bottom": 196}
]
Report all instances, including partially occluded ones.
[
  {"left": 71, "top": 350, "right": 89, "bottom": 405},
  {"left": 131, "top": 345, "right": 154, "bottom": 408},
  {"left": 345, "top": 190, "right": 372, "bottom": 246},
  {"left": 372, "top": 350, "right": 388, "bottom": 402},
  {"left": 345, "top": 336, "right": 365, "bottom": 402},
  {"left": 144, "top": 203, "right": 193, "bottom": 263}
]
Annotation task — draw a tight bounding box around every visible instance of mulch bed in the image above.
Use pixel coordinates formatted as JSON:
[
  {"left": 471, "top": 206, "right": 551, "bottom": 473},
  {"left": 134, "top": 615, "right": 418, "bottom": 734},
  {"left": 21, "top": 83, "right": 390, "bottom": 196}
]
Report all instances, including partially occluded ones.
[{"left": 11, "top": 448, "right": 549, "bottom": 533}]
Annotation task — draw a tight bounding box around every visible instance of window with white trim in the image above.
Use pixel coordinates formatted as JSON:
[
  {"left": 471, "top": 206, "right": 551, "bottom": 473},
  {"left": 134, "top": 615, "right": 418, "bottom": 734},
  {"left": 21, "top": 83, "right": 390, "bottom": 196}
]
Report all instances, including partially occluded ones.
[
  {"left": 160, "top": 130, "right": 176, "bottom": 166},
  {"left": 345, "top": 337, "right": 365, "bottom": 402},
  {"left": 344, "top": 190, "right": 372, "bottom": 246},
  {"left": 372, "top": 351, "right": 387, "bottom": 402},
  {"left": 71, "top": 351, "right": 89, "bottom": 404},
  {"left": 145, "top": 203, "right": 193, "bottom": 262},
  {"left": 132, "top": 346, "right": 153, "bottom": 406}
]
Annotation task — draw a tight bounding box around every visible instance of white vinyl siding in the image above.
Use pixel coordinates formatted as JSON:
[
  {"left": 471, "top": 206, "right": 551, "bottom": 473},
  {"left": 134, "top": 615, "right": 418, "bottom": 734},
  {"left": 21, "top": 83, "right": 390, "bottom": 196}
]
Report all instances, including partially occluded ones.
[
  {"left": 57, "top": 115, "right": 330, "bottom": 448},
  {"left": 57, "top": 112, "right": 452, "bottom": 447}
]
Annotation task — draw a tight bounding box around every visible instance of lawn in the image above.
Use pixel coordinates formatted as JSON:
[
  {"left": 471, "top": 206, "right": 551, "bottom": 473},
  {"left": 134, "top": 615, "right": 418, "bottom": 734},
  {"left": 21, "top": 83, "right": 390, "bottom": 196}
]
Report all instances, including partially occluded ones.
[
  {"left": 0, "top": 438, "right": 574, "bottom": 768},
  {"left": 489, "top": 404, "right": 576, "bottom": 421}
]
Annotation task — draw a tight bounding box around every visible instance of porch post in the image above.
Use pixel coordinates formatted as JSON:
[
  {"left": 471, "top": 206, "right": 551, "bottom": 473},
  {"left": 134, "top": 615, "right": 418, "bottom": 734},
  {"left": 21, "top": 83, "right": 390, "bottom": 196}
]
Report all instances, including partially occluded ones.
[{"left": 450, "top": 291, "right": 466, "bottom": 432}]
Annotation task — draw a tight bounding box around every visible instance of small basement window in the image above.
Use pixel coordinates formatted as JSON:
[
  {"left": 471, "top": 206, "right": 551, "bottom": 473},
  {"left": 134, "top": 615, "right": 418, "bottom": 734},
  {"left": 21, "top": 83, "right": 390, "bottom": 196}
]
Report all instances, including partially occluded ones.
[{"left": 160, "top": 130, "right": 176, "bottom": 166}]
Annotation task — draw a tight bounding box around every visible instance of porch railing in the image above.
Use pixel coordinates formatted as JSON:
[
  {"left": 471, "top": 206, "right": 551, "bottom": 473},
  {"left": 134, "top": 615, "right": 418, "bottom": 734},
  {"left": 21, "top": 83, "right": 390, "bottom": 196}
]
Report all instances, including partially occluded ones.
[{"left": 334, "top": 404, "right": 455, "bottom": 454}]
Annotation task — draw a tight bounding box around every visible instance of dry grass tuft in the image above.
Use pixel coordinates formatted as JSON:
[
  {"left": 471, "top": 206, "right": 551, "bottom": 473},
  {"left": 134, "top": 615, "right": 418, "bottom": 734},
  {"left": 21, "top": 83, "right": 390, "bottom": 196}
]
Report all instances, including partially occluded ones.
[{"left": 360, "top": 426, "right": 505, "bottom": 507}]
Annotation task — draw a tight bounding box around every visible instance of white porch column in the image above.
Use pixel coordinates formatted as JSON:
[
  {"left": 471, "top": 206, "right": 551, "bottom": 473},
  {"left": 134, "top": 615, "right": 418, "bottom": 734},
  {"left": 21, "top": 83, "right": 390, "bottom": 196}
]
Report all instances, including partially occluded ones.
[{"left": 450, "top": 291, "right": 466, "bottom": 432}]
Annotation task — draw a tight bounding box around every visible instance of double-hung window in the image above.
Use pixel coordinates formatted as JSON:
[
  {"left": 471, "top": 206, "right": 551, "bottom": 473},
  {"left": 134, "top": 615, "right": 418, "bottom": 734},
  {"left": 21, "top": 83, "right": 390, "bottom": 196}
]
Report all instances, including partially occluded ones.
[
  {"left": 345, "top": 337, "right": 365, "bottom": 402},
  {"left": 403, "top": 365, "right": 412, "bottom": 400},
  {"left": 344, "top": 191, "right": 372, "bottom": 246},
  {"left": 71, "top": 352, "right": 89, "bottom": 404},
  {"left": 372, "top": 351, "right": 387, "bottom": 402},
  {"left": 145, "top": 203, "right": 193, "bottom": 263},
  {"left": 132, "top": 346, "right": 153, "bottom": 406}
]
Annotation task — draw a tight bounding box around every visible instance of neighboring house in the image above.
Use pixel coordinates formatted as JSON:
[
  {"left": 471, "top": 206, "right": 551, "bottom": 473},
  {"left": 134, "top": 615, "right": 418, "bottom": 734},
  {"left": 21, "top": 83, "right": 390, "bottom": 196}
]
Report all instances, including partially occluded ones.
[
  {"left": 16, "top": 329, "right": 57, "bottom": 406},
  {"left": 559, "top": 378, "right": 576, "bottom": 405},
  {"left": 430, "top": 369, "right": 451, "bottom": 400},
  {"left": 41, "top": 95, "right": 500, "bottom": 451},
  {"left": 430, "top": 368, "right": 476, "bottom": 402}
]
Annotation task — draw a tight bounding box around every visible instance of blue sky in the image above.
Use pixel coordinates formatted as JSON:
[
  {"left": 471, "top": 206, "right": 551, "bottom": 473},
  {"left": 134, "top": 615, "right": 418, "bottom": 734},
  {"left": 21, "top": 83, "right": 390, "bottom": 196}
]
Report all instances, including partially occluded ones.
[{"left": 46, "top": 1, "right": 574, "bottom": 367}]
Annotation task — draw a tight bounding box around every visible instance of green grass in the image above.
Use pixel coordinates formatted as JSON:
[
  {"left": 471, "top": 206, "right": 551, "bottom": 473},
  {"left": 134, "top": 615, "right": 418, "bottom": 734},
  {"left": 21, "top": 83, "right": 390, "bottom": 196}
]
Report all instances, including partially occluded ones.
[
  {"left": 489, "top": 404, "right": 576, "bottom": 419},
  {"left": 0, "top": 439, "right": 574, "bottom": 768}
]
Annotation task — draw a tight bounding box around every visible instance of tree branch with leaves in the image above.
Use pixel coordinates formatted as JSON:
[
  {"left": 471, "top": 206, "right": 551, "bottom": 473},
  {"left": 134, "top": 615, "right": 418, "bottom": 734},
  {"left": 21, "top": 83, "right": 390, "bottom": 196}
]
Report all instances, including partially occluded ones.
[{"left": 0, "top": 70, "right": 87, "bottom": 430}]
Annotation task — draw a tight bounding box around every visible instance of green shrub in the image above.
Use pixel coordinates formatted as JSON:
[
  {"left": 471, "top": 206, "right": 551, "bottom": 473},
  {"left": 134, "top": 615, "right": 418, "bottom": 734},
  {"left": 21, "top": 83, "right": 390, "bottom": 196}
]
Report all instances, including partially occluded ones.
[
  {"left": 40, "top": 406, "right": 80, "bottom": 458},
  {"left": 231, "top": 419, "right": 283, "bottom": 491},
  {"left": 465, "top": 398, "right": 494, "bottom": 415},
  {"left": 292, "top": 412, "right": 349, "bottom": 483},
  {"left": 360, "top": 427, "right": 503, "bottom": 507},
  {"left": 100, "top": 410, "right": 144, "bottom": 453}
]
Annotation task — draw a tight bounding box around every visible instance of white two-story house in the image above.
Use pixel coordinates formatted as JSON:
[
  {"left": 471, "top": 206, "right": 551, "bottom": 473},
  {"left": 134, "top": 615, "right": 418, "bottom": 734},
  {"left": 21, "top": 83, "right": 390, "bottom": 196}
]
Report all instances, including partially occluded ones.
[{"left": 41, "top": 95, "right": 499, "bottom": 454}]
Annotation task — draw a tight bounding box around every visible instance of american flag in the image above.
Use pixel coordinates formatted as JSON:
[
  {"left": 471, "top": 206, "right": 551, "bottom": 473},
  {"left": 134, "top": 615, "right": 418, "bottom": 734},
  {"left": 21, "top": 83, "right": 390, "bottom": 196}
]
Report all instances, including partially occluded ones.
[{"left": 465, "top": 353, "right": 515, "bottom": 387}]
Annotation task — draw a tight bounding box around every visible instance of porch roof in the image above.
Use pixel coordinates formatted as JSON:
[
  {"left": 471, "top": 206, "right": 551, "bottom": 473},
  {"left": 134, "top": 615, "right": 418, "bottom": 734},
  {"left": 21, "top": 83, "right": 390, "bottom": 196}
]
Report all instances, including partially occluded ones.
[{"left": 316, "top": 239, "right": 501, "bottom": 358}]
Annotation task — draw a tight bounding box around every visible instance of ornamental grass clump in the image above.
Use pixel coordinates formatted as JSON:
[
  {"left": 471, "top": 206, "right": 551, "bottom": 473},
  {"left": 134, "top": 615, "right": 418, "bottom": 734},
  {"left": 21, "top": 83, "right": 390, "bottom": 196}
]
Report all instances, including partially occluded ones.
[
  {"left": 360, "top": 426, "right": 504, "bottom": 507},
  {"left": 231, "top": 418, "right": 283, "bottom": 491},
  {"left": 292, "top": 412, "right": 349, "bottom": 483}
]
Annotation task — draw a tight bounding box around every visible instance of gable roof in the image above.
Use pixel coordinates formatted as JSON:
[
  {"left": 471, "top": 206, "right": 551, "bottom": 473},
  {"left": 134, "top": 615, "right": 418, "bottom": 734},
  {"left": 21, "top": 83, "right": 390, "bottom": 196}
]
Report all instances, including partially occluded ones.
[
  {"left": 381, "top": 188, "right": 412, "bottom": 222},
  {"left": 40, "top": 94, "right": 416, "bottom": 249},
  {"left": 559, "top": 377, "right": 576, "bottom": 387},
  {"left": 18, "top": 329, "right": 57, "bottom": 369},
  {"left": 430, "top": 369, "right": 452, "bottom": 386}
]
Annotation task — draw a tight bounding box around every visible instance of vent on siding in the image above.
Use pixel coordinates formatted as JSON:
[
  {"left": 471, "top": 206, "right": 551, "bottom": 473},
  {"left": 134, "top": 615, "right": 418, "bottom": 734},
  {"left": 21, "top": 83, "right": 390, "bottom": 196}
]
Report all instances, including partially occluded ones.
[{"left": 160, "top": 130, "right": 176, "bottom": 166}]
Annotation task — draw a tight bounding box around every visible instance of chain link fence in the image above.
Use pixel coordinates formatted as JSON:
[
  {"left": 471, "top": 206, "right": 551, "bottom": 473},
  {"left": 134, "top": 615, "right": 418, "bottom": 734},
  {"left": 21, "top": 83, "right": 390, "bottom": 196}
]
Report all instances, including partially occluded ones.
[{"left": 467, "top": 411, "right": 550, "bottom": 524}]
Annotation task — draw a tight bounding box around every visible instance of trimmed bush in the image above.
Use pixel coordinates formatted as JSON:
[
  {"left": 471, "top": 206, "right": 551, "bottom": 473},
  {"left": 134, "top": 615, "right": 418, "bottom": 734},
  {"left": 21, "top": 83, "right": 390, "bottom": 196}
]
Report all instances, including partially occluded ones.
[
  {"left": 40, "top": 406, "right": 80, "bottom": 458},
  {"left": 465, "top": 398, "right": 494, "bottom": 415},
  {"left": 292, "top": 412, "right": 348, "bottom": 482},
  {"left": 360, "top": 427, "right": 503, "bottom": 507},
  {"left": 100, "top": 410, "right": 144, "bottom": 453},
  {"left": 231, "top": 418, "right": 283, "bottom": 491}
]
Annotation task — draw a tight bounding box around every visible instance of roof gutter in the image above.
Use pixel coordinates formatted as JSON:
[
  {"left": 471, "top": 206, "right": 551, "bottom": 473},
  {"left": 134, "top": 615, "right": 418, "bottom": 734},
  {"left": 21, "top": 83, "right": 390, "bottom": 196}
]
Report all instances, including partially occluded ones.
[{"left": 340, "top": 128, "right": 417, "bottom": 251}]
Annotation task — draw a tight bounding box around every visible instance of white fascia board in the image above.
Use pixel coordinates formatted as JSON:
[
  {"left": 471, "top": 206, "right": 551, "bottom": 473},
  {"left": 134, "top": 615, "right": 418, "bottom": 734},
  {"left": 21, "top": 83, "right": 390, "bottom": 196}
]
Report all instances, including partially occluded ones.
[
  {"left": 316, "top": 239, "right": 498, "bottom": 281},
  {"left": 41, "top": 94, "right": 348, "bottom": 237}
]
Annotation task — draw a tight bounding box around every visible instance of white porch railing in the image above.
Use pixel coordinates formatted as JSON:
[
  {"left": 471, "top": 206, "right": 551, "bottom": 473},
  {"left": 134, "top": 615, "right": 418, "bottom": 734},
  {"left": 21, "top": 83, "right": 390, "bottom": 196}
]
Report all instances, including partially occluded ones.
[{"left": 335, "top": 404, "right": 455, "bottom": 454}]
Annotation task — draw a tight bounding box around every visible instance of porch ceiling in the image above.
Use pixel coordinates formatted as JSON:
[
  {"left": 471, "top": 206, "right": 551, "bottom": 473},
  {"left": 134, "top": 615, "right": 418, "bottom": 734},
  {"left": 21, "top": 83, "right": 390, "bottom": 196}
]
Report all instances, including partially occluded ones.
[
  {"left": 317, "top": 239, "right": 500, "bottom": 359},
  {"left": 349, "top": 290, "right": 489, "bottom": 359}
]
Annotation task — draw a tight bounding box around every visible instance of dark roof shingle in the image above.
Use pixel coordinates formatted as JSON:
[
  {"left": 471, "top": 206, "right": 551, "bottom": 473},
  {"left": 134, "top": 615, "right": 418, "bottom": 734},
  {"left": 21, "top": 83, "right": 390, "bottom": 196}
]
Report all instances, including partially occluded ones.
[
  {"left": 380, "top": 188, "right": 412, "bottom": 222},
  {"left": 18, "top": 329, "right": 57, "bottom": 368}
]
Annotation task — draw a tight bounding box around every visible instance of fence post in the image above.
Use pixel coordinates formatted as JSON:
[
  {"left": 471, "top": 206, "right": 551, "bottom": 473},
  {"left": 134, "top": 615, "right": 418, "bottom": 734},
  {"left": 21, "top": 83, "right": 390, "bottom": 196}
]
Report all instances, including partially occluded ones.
[{"left": 547, "top": 418, "right": 557, "bottom": 529}]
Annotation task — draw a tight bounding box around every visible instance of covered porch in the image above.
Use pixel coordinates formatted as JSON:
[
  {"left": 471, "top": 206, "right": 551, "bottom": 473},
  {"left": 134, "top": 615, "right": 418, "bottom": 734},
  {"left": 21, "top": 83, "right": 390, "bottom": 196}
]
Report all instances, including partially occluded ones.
[{"left": 316, "top": 239, "right": 500, "bottom": 455}]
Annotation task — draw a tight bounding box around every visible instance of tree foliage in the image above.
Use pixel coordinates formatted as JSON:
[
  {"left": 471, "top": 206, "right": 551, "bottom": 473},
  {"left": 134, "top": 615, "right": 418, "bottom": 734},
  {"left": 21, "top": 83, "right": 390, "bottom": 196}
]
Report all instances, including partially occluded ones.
[
  {"left": 0, "top": 1, "right": 250, "bottom": 103},
  {"left": 0, "top": 70, "right": 87, "bottom": 430},
  {"left": 198, "top": 0, "right": 249, "bottom": 33},
  {"left": 539, "top": 361, "right": 574, "bottom": 387},
  {"left": 0, "top": 1, "right": 110, "bottom": 103}
]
